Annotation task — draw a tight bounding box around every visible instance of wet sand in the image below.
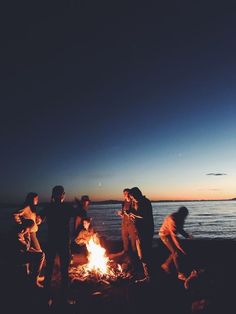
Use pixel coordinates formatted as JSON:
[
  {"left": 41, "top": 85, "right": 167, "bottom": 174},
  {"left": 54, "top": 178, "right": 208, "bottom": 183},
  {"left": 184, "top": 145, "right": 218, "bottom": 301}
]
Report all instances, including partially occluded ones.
[{"left": 1, "top": 238, "right": 235, "bottom": 314}]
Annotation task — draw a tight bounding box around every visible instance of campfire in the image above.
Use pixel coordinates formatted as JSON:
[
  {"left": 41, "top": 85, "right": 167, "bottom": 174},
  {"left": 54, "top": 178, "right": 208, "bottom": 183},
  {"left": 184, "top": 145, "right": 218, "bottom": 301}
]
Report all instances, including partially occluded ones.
[{"left": 69, "top": 234, "right": 125, "bottom": 284}]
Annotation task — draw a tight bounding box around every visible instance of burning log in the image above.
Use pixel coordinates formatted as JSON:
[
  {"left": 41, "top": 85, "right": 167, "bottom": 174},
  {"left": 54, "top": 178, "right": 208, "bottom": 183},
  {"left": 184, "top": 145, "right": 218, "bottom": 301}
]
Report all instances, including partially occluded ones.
[{"left": 69, "top": 234, "right": 130, "bottom": 284}]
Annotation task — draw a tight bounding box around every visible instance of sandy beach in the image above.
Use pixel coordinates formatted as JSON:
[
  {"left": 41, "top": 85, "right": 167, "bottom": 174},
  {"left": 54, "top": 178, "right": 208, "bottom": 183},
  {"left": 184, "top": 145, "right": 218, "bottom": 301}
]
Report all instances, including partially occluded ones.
[{"left": 1, "top": 238, "right": 235, "bottom": 314}]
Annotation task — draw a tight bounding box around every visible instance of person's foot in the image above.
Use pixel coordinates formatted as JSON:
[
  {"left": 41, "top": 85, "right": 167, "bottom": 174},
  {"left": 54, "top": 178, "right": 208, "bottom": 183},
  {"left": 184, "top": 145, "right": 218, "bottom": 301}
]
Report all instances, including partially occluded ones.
[
  {"left": 184, "top": 269, "right": 198, "bottom": 289},
  {"left": 34, "top": 280, "right": 44, "bottom": 288},
  {"left": 135, "top": 276, "right": 150, "bottom": 284},
  {"left": 177, "top": 272, "right": 187, "bottom": 281},
  {"left": 161, "top": 263, "right": 171, "bottom": 274},
  {"left": 66, "top": 298, "right": 76, "bottom": 305},
  {"left": 37, "top": 275, "right": 45, "bottom": 282}
]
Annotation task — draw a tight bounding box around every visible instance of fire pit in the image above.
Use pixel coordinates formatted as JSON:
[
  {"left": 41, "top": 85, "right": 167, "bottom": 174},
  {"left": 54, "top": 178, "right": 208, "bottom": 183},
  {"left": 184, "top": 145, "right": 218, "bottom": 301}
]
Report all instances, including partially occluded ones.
[{"left": 69, "top": 235, "right": 130, "bottom": 284}]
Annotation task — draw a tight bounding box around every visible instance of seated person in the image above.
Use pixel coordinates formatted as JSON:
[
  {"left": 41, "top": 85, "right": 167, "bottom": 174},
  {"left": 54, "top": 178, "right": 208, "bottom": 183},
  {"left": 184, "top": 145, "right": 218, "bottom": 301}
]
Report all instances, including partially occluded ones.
[
  {"left": 72, "top": 217, "right": 96, "bottom": 255},
  {"left": 13, "top": 219, "right": 45, "bottom": 288}
]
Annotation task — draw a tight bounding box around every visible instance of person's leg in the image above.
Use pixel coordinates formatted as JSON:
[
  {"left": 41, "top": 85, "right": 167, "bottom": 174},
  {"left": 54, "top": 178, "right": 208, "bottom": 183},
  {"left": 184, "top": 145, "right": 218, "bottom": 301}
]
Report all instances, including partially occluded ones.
[
  {"left": 58, "top": 245, "right": 71, "bottom": 291},
  {"left": 160, "top": 236, "right": 177, "bottom": 269},
  {"left": 140, "top": 235, "right": 152, "bottom": 280},
  {"left": 128, "top": 224, "right": 138, "bottom": 254},
  {"left": 135, "top": 236, "right": 152, "bottom": 281},
  {"left": 121, "top": 222, "right": 129, "bottom": 252},
  {"left": 160, "top": 235, "right": 182, "bottom": 275},
  {"left": 44, "top": 245, "right": 57, "bottom": 290},
  {"left": 30, "top": 232, "right": 42, "bottom": 252},
  {"left": 25, "top": 251, "right": 45, "bottom": 286}
]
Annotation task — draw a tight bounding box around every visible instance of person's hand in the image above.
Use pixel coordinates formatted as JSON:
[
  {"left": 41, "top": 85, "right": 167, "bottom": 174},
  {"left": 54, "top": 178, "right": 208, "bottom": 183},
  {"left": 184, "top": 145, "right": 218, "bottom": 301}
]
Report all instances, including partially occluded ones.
[
  {"left": 36, "top": 215, "right": 42, "bottom": 225},
  {"left": 129, "top": 213, "right": 136, "bottom": 222},
  {"left": 117, "top": 210, "right": 123, "bottom": 217},
  {"left": 188, "top": 233, "right": 193, "bottom": 239}
]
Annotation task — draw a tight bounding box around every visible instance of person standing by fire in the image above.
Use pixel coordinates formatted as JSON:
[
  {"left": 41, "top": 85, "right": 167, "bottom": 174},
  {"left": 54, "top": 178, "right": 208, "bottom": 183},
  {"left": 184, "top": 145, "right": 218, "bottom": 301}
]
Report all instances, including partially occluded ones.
[
  {"left": 117, "top": 188, "right": 138, "bottom": 256},
  {"left": 129, "top": 187, "right": 154, "bottom": 283},
  {"left": 39, "top": 185, "right": 81, "bottom": 300},
  {"left": 12, "top": 218, "right": 45, "bottom": 288},
  {"left": 13, "top": 192, "right": 43, "bottom": 252}
]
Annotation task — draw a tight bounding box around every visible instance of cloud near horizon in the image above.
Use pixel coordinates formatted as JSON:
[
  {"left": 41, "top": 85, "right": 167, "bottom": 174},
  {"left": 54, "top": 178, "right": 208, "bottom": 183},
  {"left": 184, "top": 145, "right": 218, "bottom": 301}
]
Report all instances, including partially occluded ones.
[{"left": 206, "top": 173, "right": 227, "bottom": 176}]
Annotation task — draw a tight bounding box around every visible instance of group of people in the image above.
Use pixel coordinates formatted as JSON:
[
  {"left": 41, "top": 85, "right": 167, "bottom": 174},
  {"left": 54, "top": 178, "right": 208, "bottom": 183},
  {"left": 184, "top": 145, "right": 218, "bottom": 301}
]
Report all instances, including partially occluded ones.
[
  {"left": 12, "top": 185, "right": 91, "bottom": 298},
  {"left": 118, "top": 187, "right": 154, "bottom": 282},
  {"left": 12, "top": 184, "right": 193, "bottom": 299},
  {"left": 118, "top": 188, "right": 192, "bottom": 283}
]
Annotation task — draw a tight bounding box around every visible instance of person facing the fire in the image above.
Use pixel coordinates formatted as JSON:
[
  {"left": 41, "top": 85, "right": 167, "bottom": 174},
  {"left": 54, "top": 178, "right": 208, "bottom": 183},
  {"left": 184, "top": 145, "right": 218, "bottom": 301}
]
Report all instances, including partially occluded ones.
[
  {"left": 74, "top": 195, "right": 91, "bottom": 235},
  {"left": 117, "top": 188, "right": 138, "bottom": 255},
  {"left": 13, "top": 192, "right": 43, "bottom": 252},
  {"left": 128, "top": 187, "right": 154, "bottom": 283},
  {"left": 159, "top": 206, "right": 192, "bottom": 281},
  {"left": 12, "top": 219, "right": 45, "bottom": 288},
  {"left": 117, "top": 188, "right": 139, "bottom": 271},
  {"left": 39, "top": 185, "right": 81, "bottom": 298},
  {"left": 73, "top": 217, "right": 96, "bottom": 254}
]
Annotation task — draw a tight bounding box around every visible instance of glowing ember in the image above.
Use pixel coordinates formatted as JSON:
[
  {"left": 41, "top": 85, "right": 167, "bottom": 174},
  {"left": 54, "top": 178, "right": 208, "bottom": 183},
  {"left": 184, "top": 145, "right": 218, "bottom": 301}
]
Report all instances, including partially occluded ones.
[{"left": 69, "top": 234, "right": 124, "bottom": 283}]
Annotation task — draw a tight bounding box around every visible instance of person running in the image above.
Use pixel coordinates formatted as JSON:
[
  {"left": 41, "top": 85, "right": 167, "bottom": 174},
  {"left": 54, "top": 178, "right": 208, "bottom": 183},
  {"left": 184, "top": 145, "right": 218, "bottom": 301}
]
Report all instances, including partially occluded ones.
[
  {"left": 129, "top": 187, "right": 154, "bottom": 283},
  {"left": 39, "top": 185, "right": 81, "bottom": 297},
  {"left": 13, "top": 192, "right": 42, "bottom": 252},
  {"left": 159, "top": 206, "right": 192, "bottom": 281}
]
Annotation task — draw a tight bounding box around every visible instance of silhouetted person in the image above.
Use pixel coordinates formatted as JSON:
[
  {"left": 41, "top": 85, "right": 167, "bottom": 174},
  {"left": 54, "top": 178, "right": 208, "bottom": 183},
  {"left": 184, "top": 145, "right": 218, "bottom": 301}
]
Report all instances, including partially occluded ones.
[
  {"left": 159, "top": 206, "right": 192, "bottom": 281},
  {"left": 13, "top": 219, "right": 45, "bottom": 288},
  {"left": 117, "top": 188, "right": 137, "bottom": 255},
  {"left": 74, "top": 195, "right": 91, "bottom": 235},
  {"left": 13, "top": 192, "right": 42, "bottom": 252},
  {"left": 39, "top": 185, "right": 81, "bottom": 297},
  {"left": 129, "top": 187, "right": 154, "bottom": 282}
]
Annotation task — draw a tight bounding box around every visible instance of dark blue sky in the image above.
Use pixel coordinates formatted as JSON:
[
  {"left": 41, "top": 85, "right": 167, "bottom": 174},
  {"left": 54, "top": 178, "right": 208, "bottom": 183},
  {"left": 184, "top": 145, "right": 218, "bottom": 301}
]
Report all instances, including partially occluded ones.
[{"left": 1, "top": 1, "right": 236, "bottom": 202}]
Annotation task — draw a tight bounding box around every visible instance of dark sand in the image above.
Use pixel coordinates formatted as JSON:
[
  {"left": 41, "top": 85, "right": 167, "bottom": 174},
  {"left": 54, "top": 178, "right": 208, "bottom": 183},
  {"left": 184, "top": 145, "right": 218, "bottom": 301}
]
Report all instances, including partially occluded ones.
[{"left": 1, "top": 238, "right": 235, "bottom": 314}]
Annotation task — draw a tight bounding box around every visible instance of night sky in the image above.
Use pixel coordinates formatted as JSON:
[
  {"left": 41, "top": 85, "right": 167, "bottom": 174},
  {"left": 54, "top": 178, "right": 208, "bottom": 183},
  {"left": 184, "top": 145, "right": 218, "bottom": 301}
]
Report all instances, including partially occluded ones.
[{"left": 1, "top": 1, "right": 236, "bottom": 202}]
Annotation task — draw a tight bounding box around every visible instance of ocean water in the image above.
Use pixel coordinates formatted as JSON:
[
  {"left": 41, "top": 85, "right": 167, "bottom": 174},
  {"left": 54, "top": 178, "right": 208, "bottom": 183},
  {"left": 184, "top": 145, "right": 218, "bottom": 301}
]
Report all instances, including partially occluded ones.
[
  {"left": 1, "top": 200, "right": 236, "bottom": 241},
  {"left": 88, "top": 200, "right": 236, "bottom": 240}
]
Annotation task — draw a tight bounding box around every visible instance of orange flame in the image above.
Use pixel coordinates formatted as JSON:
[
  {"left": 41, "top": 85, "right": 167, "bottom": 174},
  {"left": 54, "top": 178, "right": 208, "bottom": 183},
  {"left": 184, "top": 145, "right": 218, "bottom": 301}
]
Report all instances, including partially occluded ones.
[
  {"left": 86, "top": 235, "right": 109, "bottom": 274},
  {"left": 69, "top": 234, "right": 123, "bottom": 282}
]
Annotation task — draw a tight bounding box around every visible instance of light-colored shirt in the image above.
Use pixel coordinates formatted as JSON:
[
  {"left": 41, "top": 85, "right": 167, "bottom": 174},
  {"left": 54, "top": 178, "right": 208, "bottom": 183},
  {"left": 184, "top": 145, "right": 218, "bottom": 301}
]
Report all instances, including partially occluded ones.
[{"left": 14, "top": 206, "right": 38, "bottom": 232}]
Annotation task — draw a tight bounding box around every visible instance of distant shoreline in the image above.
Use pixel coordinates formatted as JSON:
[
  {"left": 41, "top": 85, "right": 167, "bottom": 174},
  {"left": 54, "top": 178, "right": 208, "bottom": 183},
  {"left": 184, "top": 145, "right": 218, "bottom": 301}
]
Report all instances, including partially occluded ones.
[{"left": 0, "top": 198, "right": 235, "bottom": 208}]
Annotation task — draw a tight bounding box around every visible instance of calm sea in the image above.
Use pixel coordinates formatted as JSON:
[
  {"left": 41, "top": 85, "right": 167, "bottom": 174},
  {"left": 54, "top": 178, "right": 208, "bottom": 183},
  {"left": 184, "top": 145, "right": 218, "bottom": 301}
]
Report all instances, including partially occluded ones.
[{"left": 1, "top": 200, "right": 236, "bottom": 241}]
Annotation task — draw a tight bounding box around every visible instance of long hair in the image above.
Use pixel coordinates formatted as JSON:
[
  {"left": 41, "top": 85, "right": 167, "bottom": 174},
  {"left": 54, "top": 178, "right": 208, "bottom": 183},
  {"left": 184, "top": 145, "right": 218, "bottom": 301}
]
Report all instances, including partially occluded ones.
[
  {"left": 23, "top": 192, "right": 38, "bottom": 212},
  {"left": 129, "top": 187, "right": 143, "bottom": 201}
]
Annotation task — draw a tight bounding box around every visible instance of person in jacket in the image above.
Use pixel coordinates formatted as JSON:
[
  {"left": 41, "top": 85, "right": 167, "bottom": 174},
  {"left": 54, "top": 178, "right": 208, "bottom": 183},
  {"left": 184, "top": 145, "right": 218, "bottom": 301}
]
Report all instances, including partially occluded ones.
[
  {"left": 159, "top": 206, "right": 192, "bottom": 281},
  {"left": 39, "top": 185, "right": 81, "bottom": 297},
  {"left": 129, "top": 187, "right": 154, "bottom": 283},
  {"left": 13, "top": 192, "right": 42, "bottom": 252}
]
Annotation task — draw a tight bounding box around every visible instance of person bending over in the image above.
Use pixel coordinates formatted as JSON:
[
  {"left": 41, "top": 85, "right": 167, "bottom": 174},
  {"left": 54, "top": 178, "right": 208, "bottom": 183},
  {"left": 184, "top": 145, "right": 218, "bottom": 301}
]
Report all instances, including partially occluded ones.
[{"left": 159, "top": 206, "right": 192, "bottom": 281}]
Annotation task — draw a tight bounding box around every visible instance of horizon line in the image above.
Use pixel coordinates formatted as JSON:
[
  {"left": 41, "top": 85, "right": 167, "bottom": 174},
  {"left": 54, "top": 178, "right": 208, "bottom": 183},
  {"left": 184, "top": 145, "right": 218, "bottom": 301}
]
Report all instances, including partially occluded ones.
[{"left": 0, "top": 197, "right": 235, "bottom": 206}]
